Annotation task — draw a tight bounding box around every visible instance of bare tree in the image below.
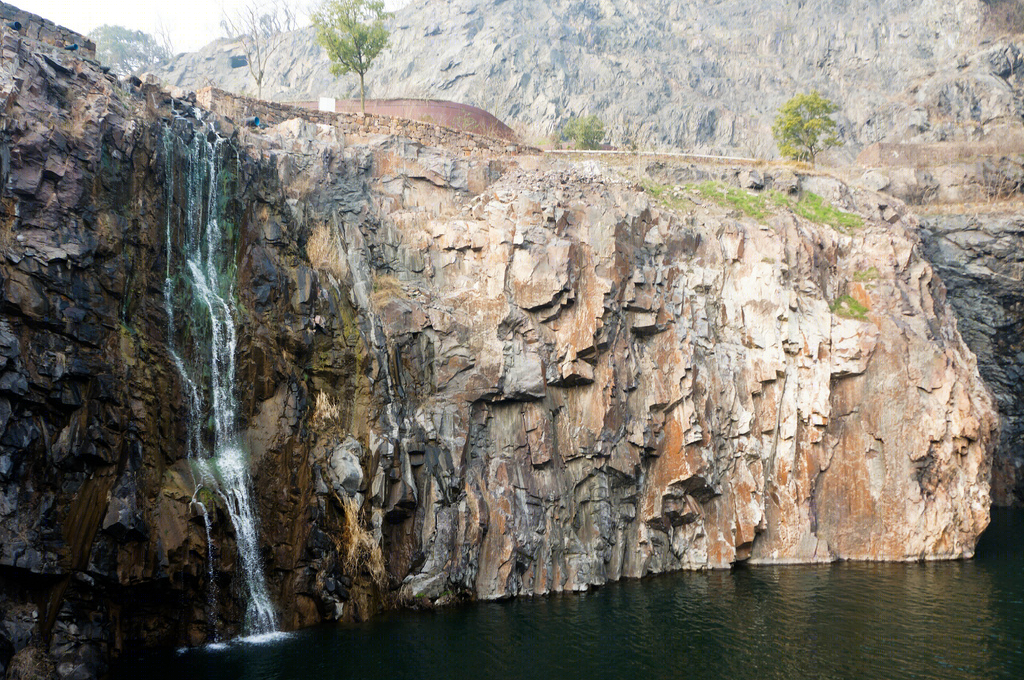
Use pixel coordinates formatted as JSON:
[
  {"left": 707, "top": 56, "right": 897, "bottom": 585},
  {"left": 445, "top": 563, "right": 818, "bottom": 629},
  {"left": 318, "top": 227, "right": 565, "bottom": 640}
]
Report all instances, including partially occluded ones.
[
  {"left": 154, "top": 16, "right": 175, "bottom": 59},
  {"left": 221, "top": 1, "right": 292, "bottom": 100},
  {"left": 279, "top": 2, "right": 303, "bottom": 32}
]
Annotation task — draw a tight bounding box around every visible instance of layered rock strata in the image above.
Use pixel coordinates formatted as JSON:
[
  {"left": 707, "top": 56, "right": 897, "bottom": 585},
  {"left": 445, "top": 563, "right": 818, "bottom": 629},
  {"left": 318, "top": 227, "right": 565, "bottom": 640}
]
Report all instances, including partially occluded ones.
[
  {"left": 0, "top": 21, "right": 998, "bottom": 679},
  {"left": 323, "top": 159, "right": 996, "bottom": 593}
]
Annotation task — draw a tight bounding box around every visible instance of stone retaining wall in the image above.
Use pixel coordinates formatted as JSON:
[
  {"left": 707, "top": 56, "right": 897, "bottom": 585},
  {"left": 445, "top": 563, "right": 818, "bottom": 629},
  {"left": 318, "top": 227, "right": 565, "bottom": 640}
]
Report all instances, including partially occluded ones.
[
  {"left": 290, "top": 98, "right": 515, "bottom": 140},
  {"left": 859, "top": 136, "right": 1024, "bottom": 167},
  {"left": 195, "top": 87, "right": 538, "bottom": 157}
]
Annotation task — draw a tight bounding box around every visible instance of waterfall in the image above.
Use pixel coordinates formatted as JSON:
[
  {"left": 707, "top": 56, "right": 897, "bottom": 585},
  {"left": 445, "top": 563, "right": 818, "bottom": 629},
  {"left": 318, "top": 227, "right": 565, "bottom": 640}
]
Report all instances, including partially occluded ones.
[
  {"left": 191, "top": 494, "right": 219, "bottom": 642},
  {"left": 162, "top": 124, "right": 277, "bottom": 637}
]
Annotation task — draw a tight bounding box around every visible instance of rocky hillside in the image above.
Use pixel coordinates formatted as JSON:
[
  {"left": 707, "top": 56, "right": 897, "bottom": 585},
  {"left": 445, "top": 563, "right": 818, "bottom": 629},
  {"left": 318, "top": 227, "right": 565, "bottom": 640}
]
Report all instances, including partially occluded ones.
[
  {"left": 159, "top": 0, "right": 1022, "bottom": 156},
  {"left": 0, "top": 13, "right": 1001, "bottom": 680}
]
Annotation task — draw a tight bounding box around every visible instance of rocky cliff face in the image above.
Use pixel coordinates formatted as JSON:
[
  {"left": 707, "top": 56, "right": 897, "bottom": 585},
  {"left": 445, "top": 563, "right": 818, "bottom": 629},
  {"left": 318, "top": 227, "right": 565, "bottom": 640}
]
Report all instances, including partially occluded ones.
[
  {"left": 159, "top": 0, "right": 1021, "bottom": 156},
  {"left": 0, "top": 28, "right": 374, "bottom": 678},
  {"left": 919, "top": 213, "right": 1024, "bottom": 504},
  {"left": 0, "top": 19, "right": 998, "bottom": 680},
  {"left": 157, "top": 0, "right": 1024, "bottom": 504}
]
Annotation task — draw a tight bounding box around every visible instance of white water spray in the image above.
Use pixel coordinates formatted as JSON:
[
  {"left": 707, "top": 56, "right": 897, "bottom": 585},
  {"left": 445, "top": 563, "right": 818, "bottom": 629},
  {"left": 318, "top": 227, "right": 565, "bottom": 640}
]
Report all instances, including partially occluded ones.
[
  {"left": 190, "top": 490, "right": 219, "bottom": 641},
  {"left": 163, "top": 124, "right": 277, "bottom": 636}
]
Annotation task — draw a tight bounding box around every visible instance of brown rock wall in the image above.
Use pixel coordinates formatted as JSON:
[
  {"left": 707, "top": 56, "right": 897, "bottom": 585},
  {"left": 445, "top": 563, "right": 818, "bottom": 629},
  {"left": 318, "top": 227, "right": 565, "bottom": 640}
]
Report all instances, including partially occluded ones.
[
  {"left": 291, "top": 98, "right": 515, "bottom": 140},
  {"left": 0, "top": 27, "right": 1001, "bottom": 678},
  {"left": 250, "top": 125, "right": 992, "bottom": 599}
]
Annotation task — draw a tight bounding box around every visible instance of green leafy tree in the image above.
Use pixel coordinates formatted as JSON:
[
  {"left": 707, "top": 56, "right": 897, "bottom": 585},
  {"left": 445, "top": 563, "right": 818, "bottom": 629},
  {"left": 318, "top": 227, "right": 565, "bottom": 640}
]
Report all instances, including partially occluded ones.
[
  {"left": 563, "top": 115, "right": 606, "bottom": 150},
  {"left": 312, "top": 0, "right": 393, "bottom": 113},
  {"left": 88, "top": 25, "right": 169, "bottom": 76},
  {"left": 772, "top": 91, "right": 841, "bottom": 165}
]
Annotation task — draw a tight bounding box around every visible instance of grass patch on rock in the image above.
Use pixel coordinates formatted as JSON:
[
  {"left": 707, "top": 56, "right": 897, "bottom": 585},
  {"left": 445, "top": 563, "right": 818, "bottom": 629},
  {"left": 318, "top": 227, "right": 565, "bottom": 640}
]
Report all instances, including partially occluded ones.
[
  {"left": 687, "top": 181, "right": 778, "bottom": 220},
  {"left": 639, "top": 179, "right": 692, "bottom": 211},
  {"left": 640, "top": 180, "right": 866, "bottom": 234},
  {"left": 831, "top": 295, "right": 869, "bottom": 320},
  {"left": 853, "top": 266, "right": 880, "bottom": 281},
  {"left": 308, "top": 222, "right": 347, "bottom": 280},
  {"left": 789, "top": 192, "right": 864, "bottom": 233}
]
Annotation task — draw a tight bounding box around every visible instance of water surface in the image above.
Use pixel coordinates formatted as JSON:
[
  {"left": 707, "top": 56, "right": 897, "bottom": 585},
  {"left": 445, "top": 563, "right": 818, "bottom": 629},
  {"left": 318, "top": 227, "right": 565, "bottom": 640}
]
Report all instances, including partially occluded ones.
[{"left": 118, "top": 509, "right": 1023, "bottom": 680}]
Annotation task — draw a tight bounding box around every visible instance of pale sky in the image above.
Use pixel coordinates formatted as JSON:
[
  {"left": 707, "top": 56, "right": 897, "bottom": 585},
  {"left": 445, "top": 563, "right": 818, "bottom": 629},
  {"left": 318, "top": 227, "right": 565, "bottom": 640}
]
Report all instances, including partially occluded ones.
[{"left": 12, "top": 1, "right": 408, "bottom": 54}]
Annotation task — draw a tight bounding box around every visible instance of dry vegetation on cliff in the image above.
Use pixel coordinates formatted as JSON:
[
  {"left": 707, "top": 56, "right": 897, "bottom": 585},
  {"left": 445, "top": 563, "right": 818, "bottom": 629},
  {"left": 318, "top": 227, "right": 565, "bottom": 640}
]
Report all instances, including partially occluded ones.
[
  {"left": 307, "top": 222, "right": 347, "bottom": 280},
  {"left": 341, "top": 498, "right": 386, "bottom": 588},
  {"left": 312, "top": 391, "right": 343, "bottom": 432},
  {"left": 370, "top": 274, "right": 407, "bottom": 309}
]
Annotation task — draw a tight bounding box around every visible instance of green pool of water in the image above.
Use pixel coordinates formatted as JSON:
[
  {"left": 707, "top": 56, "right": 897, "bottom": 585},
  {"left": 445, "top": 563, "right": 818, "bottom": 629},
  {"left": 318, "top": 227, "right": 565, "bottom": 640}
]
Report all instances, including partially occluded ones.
[{"left": 117, "top": 508, "right": 1023, "bottom": 680}]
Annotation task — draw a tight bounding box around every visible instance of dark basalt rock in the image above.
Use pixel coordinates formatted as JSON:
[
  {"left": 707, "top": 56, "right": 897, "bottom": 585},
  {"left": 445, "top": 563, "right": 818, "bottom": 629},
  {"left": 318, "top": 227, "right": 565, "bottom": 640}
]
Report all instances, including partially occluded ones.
[
  {"left": 919, "top": 213, "right": 1024, "bottom": 505},
  {"left": 1, "top": 21, "right": 365, "bottom": 670}
]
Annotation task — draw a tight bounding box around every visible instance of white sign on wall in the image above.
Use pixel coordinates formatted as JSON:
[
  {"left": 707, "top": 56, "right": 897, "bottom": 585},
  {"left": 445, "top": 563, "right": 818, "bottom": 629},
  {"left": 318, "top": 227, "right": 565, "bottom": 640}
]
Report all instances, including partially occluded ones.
[{"left": 318, "top": 97, "right": 337, "bottom": 112}]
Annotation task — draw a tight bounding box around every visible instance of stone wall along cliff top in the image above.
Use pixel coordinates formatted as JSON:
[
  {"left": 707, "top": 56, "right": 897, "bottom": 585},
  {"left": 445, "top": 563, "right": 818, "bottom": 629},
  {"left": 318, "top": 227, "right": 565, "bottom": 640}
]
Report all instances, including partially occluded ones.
[
  {"left": 194, "top": 87, "right": 538, "bottom": 158},
  {"left": 291, "top": 98, "right": 516, "bottom": 140},
  {"left": 859, "top": 135, "right": 1024, "bottom": 168}
]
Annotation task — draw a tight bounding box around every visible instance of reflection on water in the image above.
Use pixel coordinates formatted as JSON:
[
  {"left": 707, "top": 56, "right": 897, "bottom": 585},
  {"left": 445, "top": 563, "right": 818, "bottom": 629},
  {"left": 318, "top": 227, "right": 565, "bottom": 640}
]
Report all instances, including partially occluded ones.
[{"left": 117, "top": 509, "right": 1023, "bottom": 680}]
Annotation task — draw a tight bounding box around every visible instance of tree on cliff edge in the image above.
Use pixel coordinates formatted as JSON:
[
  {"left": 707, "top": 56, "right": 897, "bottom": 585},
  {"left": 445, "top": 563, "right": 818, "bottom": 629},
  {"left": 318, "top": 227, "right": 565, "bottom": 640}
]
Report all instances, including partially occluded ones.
[
  {"left": 772, "top": 91, "right": 841, "bottom": 165},
  {"left": 312, "top": 0, "right": 393, "bottom": 114}
]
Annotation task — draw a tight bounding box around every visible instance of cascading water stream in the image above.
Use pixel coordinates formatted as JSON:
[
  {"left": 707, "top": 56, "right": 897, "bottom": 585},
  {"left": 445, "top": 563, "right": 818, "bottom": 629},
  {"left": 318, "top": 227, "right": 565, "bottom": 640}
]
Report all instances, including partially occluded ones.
[
  {"left": 162, "top": 123, "right": 277, "bottom": 637},
  {"left": 190, "top": 492, "right": 219, "bottom": 641}
]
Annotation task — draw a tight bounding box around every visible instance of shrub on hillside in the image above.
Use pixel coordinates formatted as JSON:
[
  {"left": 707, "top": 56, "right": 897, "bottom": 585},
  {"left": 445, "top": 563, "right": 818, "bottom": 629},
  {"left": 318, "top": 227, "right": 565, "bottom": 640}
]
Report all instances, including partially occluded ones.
[{"left": 563, "top": 115, "right": 606, "bottom": 150}]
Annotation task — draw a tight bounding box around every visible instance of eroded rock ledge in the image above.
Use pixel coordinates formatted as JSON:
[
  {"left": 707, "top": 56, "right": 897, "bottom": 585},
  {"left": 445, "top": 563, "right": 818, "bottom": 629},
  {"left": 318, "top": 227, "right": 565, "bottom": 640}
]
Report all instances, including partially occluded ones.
[{"left": 0, "top": 25, "right": 998, "bottom": 679}]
